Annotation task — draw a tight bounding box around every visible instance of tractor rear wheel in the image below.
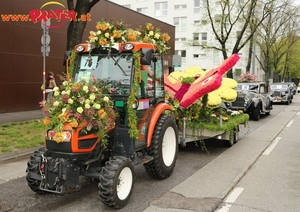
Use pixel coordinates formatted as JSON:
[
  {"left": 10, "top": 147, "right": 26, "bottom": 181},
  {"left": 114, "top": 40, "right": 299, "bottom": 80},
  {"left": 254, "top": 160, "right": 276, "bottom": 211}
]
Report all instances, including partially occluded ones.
[
  {"left": 144, "top": 114, "right": 178, "bottom": 179},
  {"left": 99, "top": 156, "right": 134, "bottom": 209},
  {"left": 26, "top": 147, "right": 47, "bottom": 194}
]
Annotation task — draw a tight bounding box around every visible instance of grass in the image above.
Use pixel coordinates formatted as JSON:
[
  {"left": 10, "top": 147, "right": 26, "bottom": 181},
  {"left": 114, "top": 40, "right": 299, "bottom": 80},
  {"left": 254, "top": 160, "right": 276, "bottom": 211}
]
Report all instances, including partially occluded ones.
[{"left": 0, "top": 120, "right": 45, "bottom": 154}]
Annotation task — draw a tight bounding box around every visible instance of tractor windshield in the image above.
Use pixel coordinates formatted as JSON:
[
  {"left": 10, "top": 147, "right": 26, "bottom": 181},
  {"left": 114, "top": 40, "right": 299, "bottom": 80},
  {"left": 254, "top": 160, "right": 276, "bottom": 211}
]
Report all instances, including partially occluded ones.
[{"left": 74, "top": 52, "right": 133, "bottom": 96}]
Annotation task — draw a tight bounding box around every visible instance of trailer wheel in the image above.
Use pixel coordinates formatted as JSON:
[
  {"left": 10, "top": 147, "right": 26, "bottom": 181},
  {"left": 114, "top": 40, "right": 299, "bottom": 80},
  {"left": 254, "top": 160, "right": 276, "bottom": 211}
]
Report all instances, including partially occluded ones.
[
  {"left": 144, "top": 114, "right": 178, "bottom": 179},
  {"left": 26, "top": 147, "right": 47, "bottom": 194},
  {"left": 99, "top": 156, "right": 134, "bottom": 209}
]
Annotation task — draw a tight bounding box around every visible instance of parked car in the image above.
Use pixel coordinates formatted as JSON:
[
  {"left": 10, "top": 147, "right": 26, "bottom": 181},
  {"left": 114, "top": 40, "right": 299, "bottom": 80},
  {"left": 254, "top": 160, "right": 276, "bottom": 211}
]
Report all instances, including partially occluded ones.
[
  {"left": 228, "top": 82, "right": 272, "bottom": 121},
  {"left": 269, "top": 83, "right": 293, "bottom": 105}
]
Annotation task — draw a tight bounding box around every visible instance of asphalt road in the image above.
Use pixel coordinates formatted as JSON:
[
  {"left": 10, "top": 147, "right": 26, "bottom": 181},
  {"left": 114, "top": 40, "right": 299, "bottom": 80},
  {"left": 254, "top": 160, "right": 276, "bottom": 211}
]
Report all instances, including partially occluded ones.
[{"left": 0, "top": 94, "right": 299, "bottom": 212}]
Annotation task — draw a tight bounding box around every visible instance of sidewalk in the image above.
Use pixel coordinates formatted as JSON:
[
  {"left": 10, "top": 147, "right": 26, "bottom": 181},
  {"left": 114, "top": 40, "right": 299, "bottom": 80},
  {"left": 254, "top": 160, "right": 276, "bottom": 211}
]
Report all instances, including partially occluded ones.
[{"left": 0, "top": 110, "right": 44, "bottom": 125}]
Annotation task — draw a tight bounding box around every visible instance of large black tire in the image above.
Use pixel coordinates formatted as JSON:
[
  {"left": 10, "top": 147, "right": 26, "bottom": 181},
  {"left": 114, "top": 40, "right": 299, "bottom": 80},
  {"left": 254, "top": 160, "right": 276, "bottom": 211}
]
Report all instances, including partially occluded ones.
[
  {"left": 26, "top": 147, "right": 47, "bottom": 194},
  {"left": 99, "top": 156, "right": 134, "bottom": 209},
  {"left": 251, "top": 105, "right": 260, "bottom": 121},
  {"left": 144, "top": 114, "right": 178, "bottom": 179}
]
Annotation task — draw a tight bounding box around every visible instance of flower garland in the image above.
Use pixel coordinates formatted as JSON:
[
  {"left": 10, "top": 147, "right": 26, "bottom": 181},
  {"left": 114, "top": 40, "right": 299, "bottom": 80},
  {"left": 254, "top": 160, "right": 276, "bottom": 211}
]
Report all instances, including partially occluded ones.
[
  {"left": 88, "top": 19, "right": 128, "bottom": 50},
  {"left": 137, "top": 22, "right": 171, "bottom": 53},
  {"left": 40, "top": 77, "right": 116, "bottom": 146},
  {"left": 126, "top": 51, "right": 141, "bottom": 139},
  {"left": 238, "top": 72, "right": 259, "bottom": 82}
]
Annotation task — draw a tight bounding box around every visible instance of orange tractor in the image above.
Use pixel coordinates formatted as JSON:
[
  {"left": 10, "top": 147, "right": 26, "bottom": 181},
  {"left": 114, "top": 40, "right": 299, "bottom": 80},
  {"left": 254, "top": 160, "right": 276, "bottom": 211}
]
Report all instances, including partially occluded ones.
[{"left": 26, "top": 42, "right": 178, "bottom": 208}]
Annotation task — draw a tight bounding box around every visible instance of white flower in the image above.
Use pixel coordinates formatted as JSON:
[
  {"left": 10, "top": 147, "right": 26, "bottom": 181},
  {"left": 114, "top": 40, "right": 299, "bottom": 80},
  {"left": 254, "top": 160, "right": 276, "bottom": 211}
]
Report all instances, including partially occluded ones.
[
  {"left": 62, "top": 108, "right": 66, "bottom": 113},
  {"left": 68, "top": 98, "right": 74, "bottom": 104},
  {"left": 149, "top": 31, "right": 154, "bottom": 36},
  {"left": 85, "top": 103, "right": 90, "bottom": 109},
  {"left": 96, "top": 30, "right": 101, "bottom": 35},
  {"left": 77, "top": 107, "right": 83, "bottom": 114},
  {"left": 83, "top": 85, "right": 89, "bottom": 93},
  {"left": 89, "top": 93, "right": 96, "bottom": 101},
  {"left": 85, "top": 99, "right": 90, "bottom": 104},
  {"left": 54, "top": 91, "right": 60, "bottom": 96},
  {"left": 62, "top": 81, "right": 68, "bottom": 86},
  {"left": 211, "top": 114, "right": 216, "bottom": 117},
  {"left": 93, "top": 103, "right": 101, "bottom": 109},
  {"left": 53, "top": 87, "right": 59, "bottom": 91},
  {"left": 103, "top": 96, "right": 109, "bottom": 102},
  {"left": 154, "top": 33, "right": 160, "bottom": 39},
  {"left": 105, "top": 32, "right": 110, "bottom": 38},
  {"left": 53, "top": 101, "right": 59, "bottom": 107}
]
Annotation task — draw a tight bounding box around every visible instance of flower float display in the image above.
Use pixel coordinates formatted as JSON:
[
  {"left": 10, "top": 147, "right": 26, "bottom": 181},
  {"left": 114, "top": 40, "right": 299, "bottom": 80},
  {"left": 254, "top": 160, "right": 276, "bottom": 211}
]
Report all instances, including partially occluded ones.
[
  {"left": 165, "top": 54, "right": 249, "bottom": 133},
  {"left": 164, "top": 54, "right": 240, "bottom": 109},
  {"left": 238, "top": 72, "right": 259, "bottom": 82},
  {"left": 40, "top": 76, "right": 116, "bottom": 145}
]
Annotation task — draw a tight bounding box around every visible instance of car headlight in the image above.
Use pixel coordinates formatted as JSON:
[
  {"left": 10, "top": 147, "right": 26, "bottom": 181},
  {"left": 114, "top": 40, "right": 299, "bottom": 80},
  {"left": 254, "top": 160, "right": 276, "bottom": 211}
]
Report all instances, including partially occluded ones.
[{"left": 281, "top": 92, "right": 286, "bottom": 96}]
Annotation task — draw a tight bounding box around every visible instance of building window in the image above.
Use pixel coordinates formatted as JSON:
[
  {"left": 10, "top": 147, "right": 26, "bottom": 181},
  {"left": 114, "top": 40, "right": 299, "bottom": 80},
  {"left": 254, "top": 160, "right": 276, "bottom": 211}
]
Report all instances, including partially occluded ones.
[
  {"left": 123, "top": 4, "right": 131, "bottom": 9},
  {"left": 194, "top": 0, "right": 200, "bottom": 13},
  {"left": 174, "top": 4, "right": 187, "bottom": 10},
  {"left": 193, "top": 33, "right": 200, "bottom": 46},
  {"left": 193, "top": 54, "right": 199, "bottom": 58},
  {"left": 137, "top": 7, "right": 148, "bottom": 13},
  {"left": 175, "top": 50, "right": 186, "bottom": 64},
  {"left": 213, "top": 49, "right": 220, "bottom": 64},
  {"left": 201, "top": 32, "right": 207, "bottom": 46},
  {"left": 155, "top": 2, "right": 168, "bottom": 16},
  {"left": 173, "top": 17, "right": 187, "bottom": 31}
]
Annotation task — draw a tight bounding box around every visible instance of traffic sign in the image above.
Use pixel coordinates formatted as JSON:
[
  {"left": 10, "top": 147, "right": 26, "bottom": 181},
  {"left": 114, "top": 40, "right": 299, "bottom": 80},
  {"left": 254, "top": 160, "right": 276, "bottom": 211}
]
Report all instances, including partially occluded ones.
[{"left": 41, "top": 34, "right": 50, "bottom": 46}]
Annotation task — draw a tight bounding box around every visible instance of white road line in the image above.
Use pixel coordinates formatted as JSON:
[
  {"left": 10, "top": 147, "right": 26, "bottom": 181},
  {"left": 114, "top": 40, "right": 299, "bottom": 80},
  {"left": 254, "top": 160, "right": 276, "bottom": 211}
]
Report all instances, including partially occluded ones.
[
  {"left": 215, "top": 187, "right": 244, "bottom": 212},
  {"left": 297, "top": 112, "right": 300, "bottom": 116},
  {"left": 286, "top": 119, "right": 294, "bottom": 128},
  {"left": 263, "top": 137, "right": 281, "bottom": 155}
]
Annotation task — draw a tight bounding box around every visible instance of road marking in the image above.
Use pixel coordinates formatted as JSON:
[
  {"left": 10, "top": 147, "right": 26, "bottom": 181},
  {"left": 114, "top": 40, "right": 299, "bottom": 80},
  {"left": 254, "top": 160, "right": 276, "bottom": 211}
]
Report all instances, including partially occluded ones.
[
  {"left": 297, "top": 112, "right": 300, "bottom": 116},
  {"left": 286, "top": 119, "right": 294, "bottom": 128},
  {"left": 215, "top": 187, "right": 244, "bottom": 212},
  {"left": 263, "top": 137, "right": 281, "bottom": 155}
]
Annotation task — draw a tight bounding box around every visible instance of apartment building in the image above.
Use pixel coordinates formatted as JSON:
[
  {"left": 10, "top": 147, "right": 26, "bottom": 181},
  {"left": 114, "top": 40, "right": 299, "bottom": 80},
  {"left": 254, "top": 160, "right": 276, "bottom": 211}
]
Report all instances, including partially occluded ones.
[{"left": 109, "top": 0, "right": 263, "bottom": 81}]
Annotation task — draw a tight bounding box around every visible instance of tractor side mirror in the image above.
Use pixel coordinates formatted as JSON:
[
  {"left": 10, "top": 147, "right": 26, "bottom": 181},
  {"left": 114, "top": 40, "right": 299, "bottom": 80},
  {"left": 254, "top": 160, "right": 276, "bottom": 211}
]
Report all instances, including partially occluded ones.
[{"left": 140, "top": 48, "right": 153, "bottom": 65}]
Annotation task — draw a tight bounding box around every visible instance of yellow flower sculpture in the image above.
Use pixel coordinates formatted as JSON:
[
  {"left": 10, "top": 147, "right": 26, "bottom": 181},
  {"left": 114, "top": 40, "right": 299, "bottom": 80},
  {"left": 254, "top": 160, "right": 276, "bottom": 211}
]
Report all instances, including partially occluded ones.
[{"left": 166, "top": 67, "right": 238, "bottom": 108}]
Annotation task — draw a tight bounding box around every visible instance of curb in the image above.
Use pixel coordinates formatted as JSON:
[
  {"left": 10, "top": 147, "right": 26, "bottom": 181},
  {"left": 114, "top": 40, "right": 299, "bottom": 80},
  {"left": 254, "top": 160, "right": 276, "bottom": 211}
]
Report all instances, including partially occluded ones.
[{"left": 0, "top": 146, "right": 43, "bottom": 163}]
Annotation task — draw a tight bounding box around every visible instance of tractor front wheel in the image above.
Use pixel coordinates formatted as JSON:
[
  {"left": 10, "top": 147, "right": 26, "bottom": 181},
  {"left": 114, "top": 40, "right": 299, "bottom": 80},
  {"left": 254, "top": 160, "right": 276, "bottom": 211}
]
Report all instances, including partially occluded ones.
[
  {"left": 99, "top": 156, "right": 134, "bottom": 209},
  {"left": 144, "top": 114, "right": 178, "bottom": 179},
  {"left": 26, "top": 147, "right": 47, "bottom": 194}
]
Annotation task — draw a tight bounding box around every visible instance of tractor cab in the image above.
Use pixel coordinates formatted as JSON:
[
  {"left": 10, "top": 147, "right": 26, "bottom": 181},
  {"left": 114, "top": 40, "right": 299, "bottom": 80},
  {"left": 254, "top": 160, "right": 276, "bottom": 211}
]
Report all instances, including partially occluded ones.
[{"left": 72, "top": 42, "right": 166, "bottom": 153}]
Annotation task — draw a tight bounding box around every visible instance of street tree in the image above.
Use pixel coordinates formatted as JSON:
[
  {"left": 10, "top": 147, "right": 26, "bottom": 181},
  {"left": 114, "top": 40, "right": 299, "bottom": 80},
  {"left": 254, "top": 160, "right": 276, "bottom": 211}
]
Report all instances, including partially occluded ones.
[
  {"left": 255, "top": 0, "right": 300, "bottom": 83},
  {"left": 186, "top": 0, "right": 278, "bottom": 78},
  {"left": 66, "top": 0, "right": 100, "bottom": 51}
]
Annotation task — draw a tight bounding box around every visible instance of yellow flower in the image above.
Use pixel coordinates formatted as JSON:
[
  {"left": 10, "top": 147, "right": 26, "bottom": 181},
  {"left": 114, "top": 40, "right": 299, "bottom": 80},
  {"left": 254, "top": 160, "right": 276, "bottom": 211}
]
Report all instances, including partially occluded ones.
[
  {"left": 77, "top": 107, "right": 83, "bottom": 114},
  {"left": 89, "top": 93, "right": 96, "bottom": 101},
  {"left": 54, "top": 91, "right": 60, "bottom": 96},
  {"left": 103, "top": 96, "right": 109, "bottom": 102},
  {"left": 83, "top": 85, "right": 89, "bottom": 93},
  {"left": 105, "top": 32, "right": 110, "bottom": 38},
  {"left": 85, "top": 103, "right": 90, "bottom": 109},
  {"left": 68, "top": 98, "right": 74, "bottom": 104},
  {"left": 53, "top": 101, "right": 59, "bottom": 107}
]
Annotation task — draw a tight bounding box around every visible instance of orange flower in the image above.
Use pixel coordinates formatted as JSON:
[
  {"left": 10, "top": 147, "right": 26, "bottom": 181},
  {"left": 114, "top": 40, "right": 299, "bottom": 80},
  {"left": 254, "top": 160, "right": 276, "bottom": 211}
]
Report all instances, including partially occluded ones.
[
  {"left": 43, "top": 118, "right": 51, "bottom": 126},
  {"left": 162, "top": 33, "right": 170, "bottom": 42},
  {"left": 53, "top": 132, "right": 64, "bottom": 143},
  {"left": 96, "top": 23, "right": 109, "bottom": 31},
  {"left": 113, "top": 30, "right": 122, "bottom": 38},
  {"left": 100, "top": 112, "right": 107, "bottom": 119},
  {"left": 146, "top": 23, "right": 154, "bottom": 31},
  {"left": 98, "top": 109, "right": 105, "bottom": 117},
  {"left": 99, "top": 38, "right": 108, "bottom": 46},
  {"left": 69, "top": 121, "right": 78, "bottom": 128}
]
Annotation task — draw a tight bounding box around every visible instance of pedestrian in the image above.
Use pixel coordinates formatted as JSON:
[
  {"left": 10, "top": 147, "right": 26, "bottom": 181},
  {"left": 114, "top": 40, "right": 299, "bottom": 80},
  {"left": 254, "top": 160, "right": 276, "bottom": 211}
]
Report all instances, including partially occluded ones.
[{"left": 45, "top": 72, "right": 57, "bottom": 101}]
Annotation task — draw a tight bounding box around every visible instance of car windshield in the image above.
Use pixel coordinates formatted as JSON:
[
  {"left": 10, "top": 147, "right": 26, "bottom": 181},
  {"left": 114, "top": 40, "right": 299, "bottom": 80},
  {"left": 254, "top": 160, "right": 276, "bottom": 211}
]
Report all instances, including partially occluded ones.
[
  {"left": 270, "top": 84, "right": 288, "bottom": 90},
  {"left": 237, "top": 84, "right": 259, "bottom": 92},
  {"left": 74, "top": 53, "right": 133, "bottom": 96}
]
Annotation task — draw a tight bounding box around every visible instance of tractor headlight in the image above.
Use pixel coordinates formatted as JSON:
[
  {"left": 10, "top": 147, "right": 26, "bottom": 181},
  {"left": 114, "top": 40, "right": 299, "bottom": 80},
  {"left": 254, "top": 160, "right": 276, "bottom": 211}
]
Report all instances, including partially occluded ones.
[
  {"left": 75, "top": 45, "right": 85, "bottom": 52},
  {"left": 47, "top": 130, "right": 72, "bottom": 142}
]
